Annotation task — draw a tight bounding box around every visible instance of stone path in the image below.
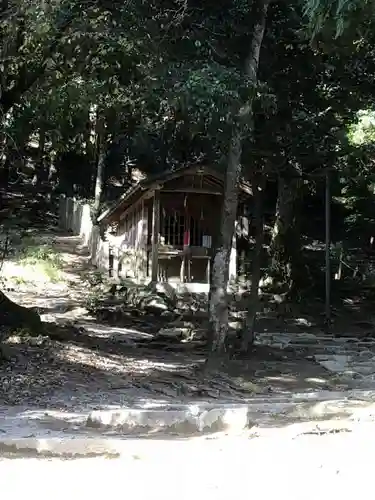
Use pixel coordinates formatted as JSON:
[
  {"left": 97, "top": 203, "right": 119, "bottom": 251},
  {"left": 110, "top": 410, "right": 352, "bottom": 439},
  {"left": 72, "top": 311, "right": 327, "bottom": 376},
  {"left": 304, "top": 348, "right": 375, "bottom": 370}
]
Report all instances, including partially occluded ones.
[{"left": 257, "top": 331, "right": 375, "bottom": 389}]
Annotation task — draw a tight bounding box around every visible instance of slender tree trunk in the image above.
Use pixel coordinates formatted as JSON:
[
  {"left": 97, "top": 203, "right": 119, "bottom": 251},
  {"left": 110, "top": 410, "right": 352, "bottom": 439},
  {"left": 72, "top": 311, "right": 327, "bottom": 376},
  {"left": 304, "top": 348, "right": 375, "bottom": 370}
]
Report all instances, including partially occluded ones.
[
  {"left": 270, "top": 174, "right": 302, "bottom": 291},
  {"left": 209, "top": 128, "right": 243, "bottom": 353},
  {"left": 240, "top": 174, "right": 264, "bottom": 352},
  {"left": 85, "top": 106, "right": 97, "bottom": 193},
  {"left": 48, "top": 134, "right": 58, "bottom": 190},
  {"left": 93, "top": 147, "right": 105, "bottom": 217},
  {"left": 93, "top": 113, "right": 106, "bottom": 219},
  {"left": 0, "top": 129, "right": 7, "bottom": 188},
  {"left": 208, "top": 0, "right": 270, "bottom": 356},
  {"left": 35, "top": 128, "right": 46, "bottom": 188},
  {"left": 2, "top": 142, "right": 13, "bottom": 189}
]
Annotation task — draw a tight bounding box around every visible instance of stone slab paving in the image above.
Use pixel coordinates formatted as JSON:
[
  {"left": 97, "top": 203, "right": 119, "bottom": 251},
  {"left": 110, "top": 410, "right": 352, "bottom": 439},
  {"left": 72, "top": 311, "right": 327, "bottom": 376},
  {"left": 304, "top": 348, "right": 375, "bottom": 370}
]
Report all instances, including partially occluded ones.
[{"left": 257, "top": 331, "right": 375, "bottom": 387}]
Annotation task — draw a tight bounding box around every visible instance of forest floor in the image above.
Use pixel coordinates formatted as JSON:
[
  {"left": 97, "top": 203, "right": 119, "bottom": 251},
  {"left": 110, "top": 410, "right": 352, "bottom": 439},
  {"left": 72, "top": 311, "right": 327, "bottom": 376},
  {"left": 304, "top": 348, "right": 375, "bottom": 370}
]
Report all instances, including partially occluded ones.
[{"left": 1, "top": 222, "right": 375, "bottom": 430}]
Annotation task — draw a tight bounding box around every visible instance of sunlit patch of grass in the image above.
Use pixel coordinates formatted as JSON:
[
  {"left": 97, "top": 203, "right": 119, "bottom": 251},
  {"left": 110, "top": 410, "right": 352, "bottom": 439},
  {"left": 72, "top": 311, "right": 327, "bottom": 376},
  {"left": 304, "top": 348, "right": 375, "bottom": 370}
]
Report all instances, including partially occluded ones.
[
  {"left": 17, "top": 242, "right": 63, "bottom": 283},
  {"left": 12, "top": 276, "right": 30, "bottom": 285}
]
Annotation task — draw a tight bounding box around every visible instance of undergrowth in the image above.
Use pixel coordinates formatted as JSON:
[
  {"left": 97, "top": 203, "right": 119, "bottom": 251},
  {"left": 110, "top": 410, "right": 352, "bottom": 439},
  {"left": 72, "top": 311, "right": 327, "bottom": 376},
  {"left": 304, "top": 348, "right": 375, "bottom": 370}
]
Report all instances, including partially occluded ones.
[{"left": 17, "top": 241, "right": 63, "bottom": 282}]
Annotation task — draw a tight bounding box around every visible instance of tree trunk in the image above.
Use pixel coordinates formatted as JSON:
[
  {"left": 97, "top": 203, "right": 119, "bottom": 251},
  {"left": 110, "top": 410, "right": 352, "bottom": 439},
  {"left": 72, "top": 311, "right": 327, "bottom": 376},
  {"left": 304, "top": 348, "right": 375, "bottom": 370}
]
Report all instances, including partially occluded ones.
[
  {"left": 269, "top": 175, "right": 303, "bottom": 292},
  {"left": 208, "top": 0, "right": 270, "bottom": 356},
  {"left": 48, "top": 135, "right": 58, "bottom": 188},
  {"left": 92, "top": 113, "right": 106, "bottom": 220},
  {"left": 2, "top": 144, "right": 14, "bottom": 189},
  {"left": 85, "top": 105, "right": 97, "bottom": 194},
  {"left": 209, "top": 128, "right": 243, "bottom": 353},
  {"left": 240, "top": 174, "right": 264, "bottom": 352},
  {"left": 93, "top": 148, "right": 105, "bottom": 218},
  {"left": 35, "top": 128, "right": 47, "bottom": 188},
  {"left": 0, "top": 157, "right": 10, "bottom": 190}
]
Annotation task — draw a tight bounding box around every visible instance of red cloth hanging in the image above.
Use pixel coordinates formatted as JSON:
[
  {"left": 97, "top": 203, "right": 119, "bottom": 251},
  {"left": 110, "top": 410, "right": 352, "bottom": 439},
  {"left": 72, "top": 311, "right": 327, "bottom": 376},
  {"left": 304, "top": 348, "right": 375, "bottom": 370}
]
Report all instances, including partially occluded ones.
[{"left": 183, "top": 230, "right": 190, "bottom": 247}]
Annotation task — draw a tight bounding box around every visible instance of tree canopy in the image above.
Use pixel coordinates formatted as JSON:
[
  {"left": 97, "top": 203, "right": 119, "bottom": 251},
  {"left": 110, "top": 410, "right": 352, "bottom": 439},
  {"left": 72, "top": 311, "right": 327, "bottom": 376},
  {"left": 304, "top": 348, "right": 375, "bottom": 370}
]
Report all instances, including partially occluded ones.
[{"left": 1, "top": 0, "right": 375, "bottom": 355}]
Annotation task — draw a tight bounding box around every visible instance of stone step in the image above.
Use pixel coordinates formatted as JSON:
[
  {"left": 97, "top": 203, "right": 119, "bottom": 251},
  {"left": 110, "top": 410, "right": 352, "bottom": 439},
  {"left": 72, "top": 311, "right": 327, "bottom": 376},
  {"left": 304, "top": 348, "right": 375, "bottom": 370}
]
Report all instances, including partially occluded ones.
[{"left": 2, "top": 392, "right": 375, "bottom": 457}]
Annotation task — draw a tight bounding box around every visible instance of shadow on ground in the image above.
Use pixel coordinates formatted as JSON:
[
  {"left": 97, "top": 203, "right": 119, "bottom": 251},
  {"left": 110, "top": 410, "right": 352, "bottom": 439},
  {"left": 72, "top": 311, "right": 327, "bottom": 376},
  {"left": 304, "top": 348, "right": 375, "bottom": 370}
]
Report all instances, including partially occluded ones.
[
  {"left": 0, "top": 330, "right": 369, "bottom": 439},
  {"left": 1, "top": 231, "right": 372, "bottom": 432},
  {"left": 0, "top": 318, "right": 347, "bottom": 414}
]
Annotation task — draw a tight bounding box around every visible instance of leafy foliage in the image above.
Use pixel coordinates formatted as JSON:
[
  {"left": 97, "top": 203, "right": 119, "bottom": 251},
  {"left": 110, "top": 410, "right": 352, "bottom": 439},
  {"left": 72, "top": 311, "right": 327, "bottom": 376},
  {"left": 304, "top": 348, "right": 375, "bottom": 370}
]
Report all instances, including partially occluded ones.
[
  {"left": 1, "top": 0, "right": 375, "bottom": 299},
  {"left": 303, "top": 0, "right": 374, "bottom": 36}
]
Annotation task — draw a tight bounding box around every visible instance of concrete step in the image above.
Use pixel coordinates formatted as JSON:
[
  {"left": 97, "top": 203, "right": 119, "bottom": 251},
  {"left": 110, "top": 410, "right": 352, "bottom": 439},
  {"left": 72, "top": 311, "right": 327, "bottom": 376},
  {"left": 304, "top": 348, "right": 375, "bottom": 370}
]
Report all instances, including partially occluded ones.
[{"left": 1, "top": 391, "right": 375, "bottom": 457}]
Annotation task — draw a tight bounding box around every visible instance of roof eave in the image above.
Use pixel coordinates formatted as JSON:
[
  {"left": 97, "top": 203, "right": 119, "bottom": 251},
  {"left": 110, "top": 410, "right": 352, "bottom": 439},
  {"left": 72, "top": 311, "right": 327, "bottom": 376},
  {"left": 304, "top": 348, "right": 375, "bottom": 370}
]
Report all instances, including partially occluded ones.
[
  {"left": 97, "top": 165, "right": 253, "bottom": 224},
  {"left": 97, "top": 184, "right": 142, "bottom": 223}
]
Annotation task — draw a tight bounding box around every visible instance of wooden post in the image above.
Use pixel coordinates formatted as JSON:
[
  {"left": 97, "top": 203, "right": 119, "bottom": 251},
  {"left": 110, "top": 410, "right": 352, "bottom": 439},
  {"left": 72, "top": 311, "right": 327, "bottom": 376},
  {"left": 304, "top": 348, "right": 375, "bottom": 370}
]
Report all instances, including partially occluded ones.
[
  {"left": 151, "top": 189, "right": 160, "bottom": 283},
  {"left": 141, "top": 200, "right": 147, "bottom": 279},
  {"left": 206, "top": 256, "right": 211, "bottom": 284},
  {"left": 182, "top": 195, "right": 190, "bottom": 283},
  {"left": 229, "top": 223, "right": 237, "bottom": 282},
  {"left": 180, "top": 257, "right": 185, "bottom": 283},
  {"left": 325, "top": 169, "right": 331, "bottom": 325}
]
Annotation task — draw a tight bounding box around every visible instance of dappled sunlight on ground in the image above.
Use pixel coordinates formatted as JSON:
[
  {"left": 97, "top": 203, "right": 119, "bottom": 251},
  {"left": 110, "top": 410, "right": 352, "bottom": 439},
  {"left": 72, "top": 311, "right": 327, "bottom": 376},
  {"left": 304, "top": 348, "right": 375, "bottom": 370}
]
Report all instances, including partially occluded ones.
[
  {"left": 263, "top": 374, "right": 332, "bottom": 389},
  {"left": 2, "top": 261, "right": 59, "bottom": 284},
  {"left": 53, "top": 341, "right": 186, "bottom": 378},
  {"left": 2, "top": 233, "right": 91, "bottom": 289},
  {"left": 72, "top": 322, "right": 154, "bottom": 340},
  {"left": 2, "top": 231, "right": 375, "bottom": 433}
]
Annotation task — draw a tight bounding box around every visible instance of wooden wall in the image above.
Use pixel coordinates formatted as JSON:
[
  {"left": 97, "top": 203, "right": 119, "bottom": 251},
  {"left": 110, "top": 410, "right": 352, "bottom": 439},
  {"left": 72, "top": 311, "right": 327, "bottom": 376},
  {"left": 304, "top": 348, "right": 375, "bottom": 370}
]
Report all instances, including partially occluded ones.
[{"left": 113, "top": 198, "right": 148, "bottom": 281}]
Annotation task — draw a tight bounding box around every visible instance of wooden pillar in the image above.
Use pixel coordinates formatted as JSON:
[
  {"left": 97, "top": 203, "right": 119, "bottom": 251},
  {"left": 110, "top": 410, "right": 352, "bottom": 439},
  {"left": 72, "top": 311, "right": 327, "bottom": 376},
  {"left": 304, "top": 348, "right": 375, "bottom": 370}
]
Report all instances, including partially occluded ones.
[
  {"left": 206, "top": 256, "right": 211, "bottom": 284},
  {"left": 325, "top": 169, "right": 331, "bottom": 324},
  {"left": 182, "top": 194, "right": 190, "bottom": 283},
  {"left": 151, "top": 189, "right": 160, "bottom": 283},
  {"left": 229, "top": 221, "right": 237, "bottom": 281},
  {"left": 141, "top": 200, "right": 147, "bottom": 279}
]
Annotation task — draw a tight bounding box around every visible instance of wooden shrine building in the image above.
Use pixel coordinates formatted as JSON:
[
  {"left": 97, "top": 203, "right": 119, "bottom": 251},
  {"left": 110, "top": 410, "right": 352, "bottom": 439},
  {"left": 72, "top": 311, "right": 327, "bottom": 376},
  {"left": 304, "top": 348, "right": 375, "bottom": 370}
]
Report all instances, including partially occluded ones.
[{"left": 97, "top": 165, "right": 252, "bottom": 291}]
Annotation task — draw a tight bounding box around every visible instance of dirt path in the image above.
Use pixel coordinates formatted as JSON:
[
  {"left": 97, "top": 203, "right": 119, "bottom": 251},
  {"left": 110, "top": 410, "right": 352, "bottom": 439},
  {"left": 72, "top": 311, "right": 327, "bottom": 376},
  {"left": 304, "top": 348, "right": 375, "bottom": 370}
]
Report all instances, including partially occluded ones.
[
  {"left": 0, "top": 428, "right": 372, "bottom": 499},
  {"left": 0, "top": 230, "right": 364, "bottom": 417}
]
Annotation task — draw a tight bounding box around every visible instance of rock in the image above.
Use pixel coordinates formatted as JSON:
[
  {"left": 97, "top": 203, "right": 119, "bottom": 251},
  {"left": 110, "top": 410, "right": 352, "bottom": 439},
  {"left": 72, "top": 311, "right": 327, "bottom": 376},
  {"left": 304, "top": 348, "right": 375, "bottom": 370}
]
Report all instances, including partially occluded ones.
[
  {"left": 155, "top": 283, "right": 177, "bottom": 303},
  {"left": 160, "top": 310, "right": 174, "bottom": 318},
  {"left": 351, "top": 363, "right": 375, "bottom": 376},
  {"left": 314, "top": 354, "right": 350, "bottom": 373},
  {"left": 190, "top": 328, "right": 207, "bottom": 341},
  {"left": 157, "top": 327, "right": 191, "bottom": 339},
  {"left": 357, "top": 350, "right": 374, "bottom": 360},
  {"left": 86, "top": 405, "right": 250, "bottom": 436},
  {"left": 125, "top": 285, "right": 174, "bottom": 315},
  {"left": 228, "top": 320, "right": 242, "bottom": 331},
  {"left": 143, "top": 297, "right": 169, "bottom": 315},
  {"left": 343, "top": 370, "right": 364, "bottom": 380},
  {"left": 28, "top": 335, "right": 49, "bottom": 347},
  {"left": 168, "top": 318, "right": 195, "bottom": 329}
]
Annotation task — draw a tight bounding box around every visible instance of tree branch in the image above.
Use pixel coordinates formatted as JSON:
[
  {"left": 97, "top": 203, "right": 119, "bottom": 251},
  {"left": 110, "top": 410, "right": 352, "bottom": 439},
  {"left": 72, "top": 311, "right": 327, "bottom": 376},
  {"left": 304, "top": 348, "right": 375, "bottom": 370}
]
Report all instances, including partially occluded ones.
[
  {"left": 0, "top": 14, "right": 75, "bottom": 115},
  {"left": 245, "top": 0, "right": 270, "bottom": 82}
]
